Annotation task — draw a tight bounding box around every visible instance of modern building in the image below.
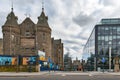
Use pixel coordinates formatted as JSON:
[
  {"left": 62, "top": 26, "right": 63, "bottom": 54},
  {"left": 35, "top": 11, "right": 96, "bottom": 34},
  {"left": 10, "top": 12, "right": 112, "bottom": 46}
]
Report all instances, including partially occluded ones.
[
  {"left": 1, "top": 5, "right": 64, "bottom": 67},
  {"left": 64, "top": 51, "right": 72, "bottom": 71},
  {"left": 83, "top": 18, "right": 120, "bottom": 71}
]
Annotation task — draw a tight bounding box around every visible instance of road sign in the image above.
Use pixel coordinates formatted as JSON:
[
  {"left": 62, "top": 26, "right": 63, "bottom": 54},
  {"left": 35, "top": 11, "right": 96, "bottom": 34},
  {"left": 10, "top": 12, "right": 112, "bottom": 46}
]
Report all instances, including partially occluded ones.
[
  {"left": 101, "top": 57, "right": 105, "bottom": 63},
  {"left": 48, "top": 57, "right": 52, "bottom": 63}
]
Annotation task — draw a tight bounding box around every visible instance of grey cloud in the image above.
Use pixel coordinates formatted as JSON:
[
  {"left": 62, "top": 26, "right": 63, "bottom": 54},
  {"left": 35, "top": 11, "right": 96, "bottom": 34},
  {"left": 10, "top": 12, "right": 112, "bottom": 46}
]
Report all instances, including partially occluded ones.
[
  {"left": 0, "top": 12, "right": 7, "bottom": 38},
  {"left": 63, "top": 40, "right": 83, "bottom": 52},
  {"left": 0, "top": 12, "right": 7, "bottom": 26},
  {"left": 63, "top": 40, "right": 78, "bottom": 45},
  {"left": 61, "top": 0, "right": 74, "bottom": 10},
  {"left": 71, "top": 34, "right": 87, "bottom": 41},
  {"left": 13, "top": 0, "right": 40, "bottom": 14},
  {"left": 15, "top": 0, "right": 57, "bottom": 19},
  {"left": 70, "top": 46, "right": 82, "bottom": 51},
  {"left": 99, "top": 0, "right": 114, "bottom": 6},
  {"left": 14, "top": 0, "right": 35, "bottom": 6},
  {"left": 73, "top": 12, "right": 94, "bottom": 27},
  {"left": 63, "top": 40, "right": 84, "bottom": 46},
  {"left": 45, "top": 1, "right": 57, "bottom": 18}
]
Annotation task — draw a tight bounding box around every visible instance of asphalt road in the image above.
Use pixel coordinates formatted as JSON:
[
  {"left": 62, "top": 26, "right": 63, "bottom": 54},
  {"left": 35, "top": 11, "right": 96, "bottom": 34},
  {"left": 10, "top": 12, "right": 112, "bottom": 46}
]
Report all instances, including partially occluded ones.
[{"left": 0, "top": 75, "right": 120, "bottom": 80}]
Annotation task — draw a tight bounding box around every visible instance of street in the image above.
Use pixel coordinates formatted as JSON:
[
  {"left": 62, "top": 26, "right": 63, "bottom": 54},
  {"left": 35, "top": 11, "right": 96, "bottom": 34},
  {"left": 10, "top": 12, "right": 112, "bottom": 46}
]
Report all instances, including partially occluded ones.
[{"left": 0, "top": 74, "right": 120, "bottom": 80}]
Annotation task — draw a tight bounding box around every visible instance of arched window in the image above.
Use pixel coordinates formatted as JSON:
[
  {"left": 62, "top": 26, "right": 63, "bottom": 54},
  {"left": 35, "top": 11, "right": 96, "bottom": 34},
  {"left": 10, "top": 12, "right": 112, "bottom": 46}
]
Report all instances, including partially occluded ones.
[
  {"left": 43, "top": 33, "right": 45, "bottom": 40},
  {"left": 43, "top": 49, "right": 45, "bottom": 52}
]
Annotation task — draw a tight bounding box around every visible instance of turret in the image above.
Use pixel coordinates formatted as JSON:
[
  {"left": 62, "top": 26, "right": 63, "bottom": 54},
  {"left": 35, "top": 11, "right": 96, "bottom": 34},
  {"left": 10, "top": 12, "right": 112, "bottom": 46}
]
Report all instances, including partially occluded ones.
[
  {"left": 2, "top": 8, "right": 20, "bottom": 55},
  {"left": 36, "top": 3, "right": 52, "bottom": 61}
]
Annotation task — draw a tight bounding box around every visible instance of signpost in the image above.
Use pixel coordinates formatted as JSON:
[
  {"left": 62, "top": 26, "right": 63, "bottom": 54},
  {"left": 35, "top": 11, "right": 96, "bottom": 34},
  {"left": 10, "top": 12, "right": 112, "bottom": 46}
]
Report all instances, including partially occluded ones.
[
  {"left": 101, "top": 57, "right": 105, "bottom": 72},
  {"left": 102, "top": 57, "right": 105, "bottom": 63},
  {"left": 48, "top": 56, "right": 52, "bottom": 73},
  {"left": 109, "top": 46, "right": 111, "bottom": 72},
  {"left": 48, "top": 57, "right": 50, "bottom": 73}
]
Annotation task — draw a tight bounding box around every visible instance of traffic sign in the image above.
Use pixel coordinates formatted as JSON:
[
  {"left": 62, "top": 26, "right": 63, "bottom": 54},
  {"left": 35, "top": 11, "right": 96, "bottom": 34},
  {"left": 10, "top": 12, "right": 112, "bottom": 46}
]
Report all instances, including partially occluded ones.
[
  {"left": 101, "top": 57, "right": 105, "bottom": 63},
  {"left": 48, "top": 57, "right": 52, "bottom": 63}
]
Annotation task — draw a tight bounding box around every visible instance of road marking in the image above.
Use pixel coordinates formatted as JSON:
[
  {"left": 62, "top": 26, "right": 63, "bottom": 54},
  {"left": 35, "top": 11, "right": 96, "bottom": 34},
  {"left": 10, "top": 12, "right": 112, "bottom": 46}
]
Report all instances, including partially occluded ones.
[
  {"left": 89, "top": 74, "right": 93, "bottom": 76},
  {"left": 61, "top": 74, "right": 66, "bottom": 76}
]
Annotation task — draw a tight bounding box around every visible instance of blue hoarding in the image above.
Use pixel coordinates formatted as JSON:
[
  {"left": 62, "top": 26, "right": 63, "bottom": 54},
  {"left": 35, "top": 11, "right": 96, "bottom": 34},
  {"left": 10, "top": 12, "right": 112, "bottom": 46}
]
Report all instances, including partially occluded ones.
[{"left": 0, "top": 55, "right": 14, "bottom": 65}]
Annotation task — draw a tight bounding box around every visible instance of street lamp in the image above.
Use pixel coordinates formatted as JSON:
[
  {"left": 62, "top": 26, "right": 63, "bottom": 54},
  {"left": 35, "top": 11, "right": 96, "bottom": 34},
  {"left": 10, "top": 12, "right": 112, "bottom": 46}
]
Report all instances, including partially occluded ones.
[
  {"left": 109, "top": 41, "right": 112, "bottom": 72},
  {"left": 10, "top": 21, "right": 12, "bottom": 55},
  {"left": 58, "top": 48, "right": 61, "bottom": 70},
  {"left": 35, "top": 23, "right": 39, "bottom": 72},
  {"left": 48, "top": 56, "right": 51, "bottom": 73},
  {"left": 101, "top": 42, "right": 105, "bottom": 72}
]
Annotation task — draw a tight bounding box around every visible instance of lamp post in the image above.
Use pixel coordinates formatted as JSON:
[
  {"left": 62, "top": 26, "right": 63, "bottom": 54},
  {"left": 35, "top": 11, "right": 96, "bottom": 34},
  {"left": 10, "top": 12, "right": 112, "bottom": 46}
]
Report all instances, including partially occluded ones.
[
  {"left": 48, "top": 56, "right": 51, "bottom": 73},
  {"left": 17, "top": 55, "right": 19, "bottom": 72},
  {"left": 58, "top": 48, "right": 61, "bottom": 70},
  {"left": 35, "top": 23, "right": 39, "bottom": 72},
  {"left": 109, "top": 41, "right": 111, "bottom": 72},
  {"left": 101, "top": 42, "right": 105, "bottom": 72},
  {"left": 10, "top": 22, "right": 12, "bottom": 55}
]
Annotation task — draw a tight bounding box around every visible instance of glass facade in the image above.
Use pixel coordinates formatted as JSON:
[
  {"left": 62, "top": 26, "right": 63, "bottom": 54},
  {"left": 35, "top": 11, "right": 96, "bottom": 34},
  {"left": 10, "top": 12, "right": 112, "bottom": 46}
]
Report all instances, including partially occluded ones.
[
  {"left": 83, "top": 29, "right": 95, "bottom": 60},
  {"left": 82, "top": 29, "right": 95, "bottom": 71},
  {"left": 83, "top": 18, "right": 120, "bottom": 71}
]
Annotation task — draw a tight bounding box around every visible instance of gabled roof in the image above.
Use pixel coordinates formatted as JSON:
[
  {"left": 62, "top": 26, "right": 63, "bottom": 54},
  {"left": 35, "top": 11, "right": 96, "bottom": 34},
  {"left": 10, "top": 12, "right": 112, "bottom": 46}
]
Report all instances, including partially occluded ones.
[{"left": 20, "top": 17, "right": 35, "bottom": 25}]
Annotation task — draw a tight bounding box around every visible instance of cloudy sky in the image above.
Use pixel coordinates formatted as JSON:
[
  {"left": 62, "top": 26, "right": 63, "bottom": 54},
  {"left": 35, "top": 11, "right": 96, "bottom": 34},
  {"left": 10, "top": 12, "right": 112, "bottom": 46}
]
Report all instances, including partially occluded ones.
[{"left": 0, "top": 0, "right": 120, "bottom": 60}]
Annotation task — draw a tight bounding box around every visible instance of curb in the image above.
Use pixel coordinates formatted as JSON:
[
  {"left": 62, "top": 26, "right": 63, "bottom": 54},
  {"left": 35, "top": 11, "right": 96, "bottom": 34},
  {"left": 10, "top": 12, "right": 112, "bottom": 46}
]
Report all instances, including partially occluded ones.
[
  {"left": 0, "top": 75, "right": 28, "bottom": 77},
  {"left": 0, "top": 72, "right": 120, "bottom": 77},
  {"left": 0, "top": 72, "right": 49, "bottom": 77}
]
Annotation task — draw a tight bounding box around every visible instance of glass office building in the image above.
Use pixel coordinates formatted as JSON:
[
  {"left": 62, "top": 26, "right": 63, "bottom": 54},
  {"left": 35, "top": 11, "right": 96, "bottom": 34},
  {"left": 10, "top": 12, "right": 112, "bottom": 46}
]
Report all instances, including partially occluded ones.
[{"left": 83, "top": 18, "right": 120, "bottom": 71}]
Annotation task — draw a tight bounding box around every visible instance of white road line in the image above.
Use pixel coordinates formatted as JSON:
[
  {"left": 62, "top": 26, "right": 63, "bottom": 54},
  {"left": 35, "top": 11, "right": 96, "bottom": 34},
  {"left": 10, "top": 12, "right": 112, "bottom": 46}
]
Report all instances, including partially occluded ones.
[{"left": 61, "top": 74, "right": 66, "bottom": 76}]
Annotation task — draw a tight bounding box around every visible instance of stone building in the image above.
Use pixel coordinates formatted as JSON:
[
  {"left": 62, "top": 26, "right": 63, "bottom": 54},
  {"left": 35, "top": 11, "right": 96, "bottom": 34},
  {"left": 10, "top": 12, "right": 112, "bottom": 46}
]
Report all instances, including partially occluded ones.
[
  {"left": 2, "top": 7, "right": 63, "bottom": 65},
  {"left": 73, "top": 57, "right": 82, "bottom": 71},
  {"left": 73, "top": 57, "right": 81, "bottom": 66},
  {"left": 0, "top": 39, "right": 3, "bottom": 54},
  {"left": 51, "top": 38, "right": 64, "bottom": 68}
]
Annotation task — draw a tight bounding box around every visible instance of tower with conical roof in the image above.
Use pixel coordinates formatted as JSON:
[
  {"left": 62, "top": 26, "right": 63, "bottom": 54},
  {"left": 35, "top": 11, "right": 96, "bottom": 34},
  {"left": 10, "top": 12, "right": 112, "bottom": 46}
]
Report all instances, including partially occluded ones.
[
  {"left": 2, "top": 7, "right": 20, "bottom": 55},
  {"left": 36, "top": 1, "right": 52, "bottom": 60}
]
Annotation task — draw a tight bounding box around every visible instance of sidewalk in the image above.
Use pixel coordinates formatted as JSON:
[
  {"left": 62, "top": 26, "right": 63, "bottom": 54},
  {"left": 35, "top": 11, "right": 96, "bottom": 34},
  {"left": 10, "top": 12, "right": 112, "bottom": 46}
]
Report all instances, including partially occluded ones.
[
  {"left": 56, "top": 71, "right": 120, "bottom": 76},
  {"left": 0, "top": 72, "right": 49, "bottom": 77},
  {"left": 0, "top": 71, "right": 120, "bottom": 77},
  {"left": 88, "top": 71, "right": 120, "bottom": 76}
]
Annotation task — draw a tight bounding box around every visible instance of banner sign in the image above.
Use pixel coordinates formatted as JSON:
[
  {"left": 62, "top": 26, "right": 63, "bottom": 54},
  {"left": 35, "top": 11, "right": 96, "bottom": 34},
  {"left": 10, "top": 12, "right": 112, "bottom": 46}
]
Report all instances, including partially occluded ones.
[
  {"left": 39, "top": 56, "right": 46, "bottom": 61},
  {"left": 38, "top": 50, "right": 45, "bottom": 57},
  {"left": 101, "top": 57, "right": 105, "bottom": 63},
  {"left": 22, "top": 56, "right": 37, "bottom": 65},
  {"left": 38, "top": 50, "right": 46, "bottom": 61},
  {"left": 0, "top": 56, "right": 17, "bottom": 65}
]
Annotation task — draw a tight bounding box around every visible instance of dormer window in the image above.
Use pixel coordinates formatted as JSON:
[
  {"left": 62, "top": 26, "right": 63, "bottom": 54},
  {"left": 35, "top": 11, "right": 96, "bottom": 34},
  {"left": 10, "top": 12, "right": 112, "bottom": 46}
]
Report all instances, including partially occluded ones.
[
  {"left": 8, "top": 16, "right": 11, "bottom": 20},
  {"left": 40, "top": 17, "right": 43, "bottom": 20},
  {"left": 25, "top": 31, "right": 30, "bottom": 36}
]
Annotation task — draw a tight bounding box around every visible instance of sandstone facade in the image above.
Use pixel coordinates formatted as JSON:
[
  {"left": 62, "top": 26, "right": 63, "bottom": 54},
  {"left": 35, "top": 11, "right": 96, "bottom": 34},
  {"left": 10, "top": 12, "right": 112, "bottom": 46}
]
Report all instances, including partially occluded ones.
[{"left": 2, "top": 8, "right": 63, "bottom": 66}]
